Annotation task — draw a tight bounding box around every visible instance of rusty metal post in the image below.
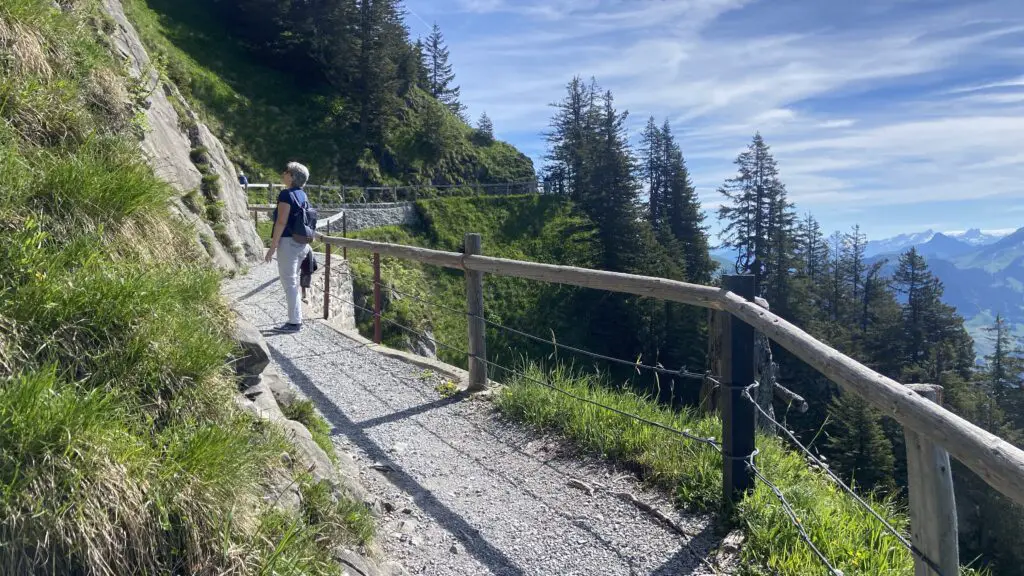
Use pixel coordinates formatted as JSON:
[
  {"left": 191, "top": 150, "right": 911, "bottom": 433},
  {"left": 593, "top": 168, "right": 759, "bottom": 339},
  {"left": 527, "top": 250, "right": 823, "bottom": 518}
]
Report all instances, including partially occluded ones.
[
  {"left": 373, "top": 252, "right": 382, "bottom": 344},
  {"left": 324, "top": 220, "right": 332, "bottom": 321}
]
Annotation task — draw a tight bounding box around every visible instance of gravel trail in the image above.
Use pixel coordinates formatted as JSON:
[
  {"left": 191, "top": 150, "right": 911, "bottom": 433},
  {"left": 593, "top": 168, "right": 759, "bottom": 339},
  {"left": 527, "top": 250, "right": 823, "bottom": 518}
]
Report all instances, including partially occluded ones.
[{"left": 226, "top": 263, "right": 726, "bottom": 576}]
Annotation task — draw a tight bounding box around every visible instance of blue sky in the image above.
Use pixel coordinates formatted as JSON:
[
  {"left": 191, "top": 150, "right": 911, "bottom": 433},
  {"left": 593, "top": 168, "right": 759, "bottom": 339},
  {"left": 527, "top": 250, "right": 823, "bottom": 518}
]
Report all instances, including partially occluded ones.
[{"left": 402, "top": 0, "right": 1024, "bottom": 241}]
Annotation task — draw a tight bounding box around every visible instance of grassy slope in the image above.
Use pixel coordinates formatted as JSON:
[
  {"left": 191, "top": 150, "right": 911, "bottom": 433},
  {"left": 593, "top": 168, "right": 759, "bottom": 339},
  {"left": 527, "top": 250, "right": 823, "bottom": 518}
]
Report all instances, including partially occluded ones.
[
  {"left": 0, "top": 1, "right": 367, "bottom": 574},
  {"left": 121, "top": 0, "right": 534, "bottom": 185},
  {"left": 345, "top": 195, "right": 599, "bottom": 368}
]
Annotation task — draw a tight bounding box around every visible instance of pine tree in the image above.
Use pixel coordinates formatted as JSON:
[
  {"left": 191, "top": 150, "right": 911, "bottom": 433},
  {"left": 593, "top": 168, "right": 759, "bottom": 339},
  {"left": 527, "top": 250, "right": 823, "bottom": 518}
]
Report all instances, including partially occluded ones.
[
  {"left": 585, "top": 90, "right": 642, "bottom": 272},
  {"left": 717, "top": 133, "right": 795, "bottom": 299},
  {"left": 828, "top": 231, "right": 846, "bottom": 322},
  {"left": 842, "top": 225, "right": 867, "bottom": 303},
  {"left": 354, "top": 0, "right": 406, "bottom": 155},
  {"left": 639, "top": 117, "right": 665, "bottom": 227},
  {"left": 545, "top": 76, "right": 597, "bottom": 202},
  {"left": 660, "top": 121, "right": 713, "bottom": 284},
  {"left": 892, "top": 247, "right": 966, "bottom": 381},
  {"left": 424, "top": 23, "right": 464, "bottom": 118},
  {"left": 413, "top": 38, "right": 430, "bottom": 91},
  {"left": 825, "top": 392, "right": 896, "bottom": 492},
  {"left": 985, "top": 315, "right": 1023, "bottom": 424},
  {"left": 794, "top": 213, "right": 829, "bottom": 284},
  {"left": 475, "top": 112, "right": 494, "bottom": 143}
]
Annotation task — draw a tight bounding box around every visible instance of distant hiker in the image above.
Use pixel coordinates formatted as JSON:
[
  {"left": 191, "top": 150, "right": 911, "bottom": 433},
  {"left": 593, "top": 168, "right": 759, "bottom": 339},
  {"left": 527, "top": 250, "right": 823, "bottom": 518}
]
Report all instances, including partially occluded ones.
[
  {"left": 300, "top": 250, "right": 318, "bottom": 304},
  {"left": 265, "top": 162, "right": 314, "bottom": 331},
  {"left": 238, "top": 171, "right": 248, "bottom": 187}
]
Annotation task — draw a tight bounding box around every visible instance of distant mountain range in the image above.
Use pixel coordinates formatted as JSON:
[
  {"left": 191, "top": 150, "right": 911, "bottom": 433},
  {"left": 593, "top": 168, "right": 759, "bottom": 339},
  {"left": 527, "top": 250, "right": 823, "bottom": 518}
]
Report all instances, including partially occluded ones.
[
  {"left": 866, "top": 227, "right": 1024, "bottom": 360},
  {"left": 712, "top": 226, "right": 1024, "bottom": 360},
  {"left": 865, "top": 228, "right": 1011, "bottom": 258}
]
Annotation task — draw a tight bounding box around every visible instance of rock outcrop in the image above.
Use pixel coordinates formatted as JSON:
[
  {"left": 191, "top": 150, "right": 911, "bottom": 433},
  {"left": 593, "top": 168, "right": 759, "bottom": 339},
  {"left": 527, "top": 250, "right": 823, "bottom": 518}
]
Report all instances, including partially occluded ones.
[
  {"left": 314, "top": 203, "right": 419, "bottom": 234},
  {"left": 100, "top": 0, "right": 263, "bottom": 271}
]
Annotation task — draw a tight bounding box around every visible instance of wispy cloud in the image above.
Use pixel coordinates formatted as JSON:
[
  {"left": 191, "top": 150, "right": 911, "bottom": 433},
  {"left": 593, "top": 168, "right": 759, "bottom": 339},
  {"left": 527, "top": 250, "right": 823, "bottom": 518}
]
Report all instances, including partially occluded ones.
[
  {"left": 409, "top": 0, "right": 1024, "bottom": 237},
  {"left": 947, "top": 75, "right": 1024, "bottom": 93}
]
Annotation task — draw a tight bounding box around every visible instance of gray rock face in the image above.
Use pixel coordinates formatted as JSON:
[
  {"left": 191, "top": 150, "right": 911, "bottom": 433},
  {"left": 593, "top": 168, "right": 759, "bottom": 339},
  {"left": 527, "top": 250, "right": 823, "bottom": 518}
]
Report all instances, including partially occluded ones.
[
  {"left": 333, "top": 548, "right": 378, "bottom": 576},
  {"left": 240, "top": 382, "right": 285, "bottom": 421},
  {"left": 196, "top": 123, "right": 264, "bottom": 261},
  {"left": 338, "top": 203, "right": 418, "bottom": 233},
  {"left": 261, "top": 365, "right": 299, "bottom": 408},
  {"left": 231, "top": 316, "right": 270, "bottom": 379},
  {"left": 403, "top": 328, "right": 437, "bottom": 360},
  {"left": 281, "top": 419, "right": 337, "bottom": 486},
  {"left": 99, "top": 0, "right": 260, "bottom": 271}
]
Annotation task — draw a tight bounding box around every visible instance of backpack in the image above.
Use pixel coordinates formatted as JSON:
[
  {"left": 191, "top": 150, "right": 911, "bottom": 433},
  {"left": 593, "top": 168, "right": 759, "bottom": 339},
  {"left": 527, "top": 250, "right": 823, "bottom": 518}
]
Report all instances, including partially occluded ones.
[{"left": 285, "top": 189, "right": 318, "bottom": 244}]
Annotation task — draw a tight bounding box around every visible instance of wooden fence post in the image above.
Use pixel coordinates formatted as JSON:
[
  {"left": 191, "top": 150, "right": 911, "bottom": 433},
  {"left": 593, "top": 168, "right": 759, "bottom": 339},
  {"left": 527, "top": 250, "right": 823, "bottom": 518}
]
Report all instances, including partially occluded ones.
[
  {"left": 905, "top": 384, "right": 959, "bottom": 576},
  {"left": 721, "top": 274, "right": 757, "bottom": 506},
  {"left": 464, "top": 233, "right": 487, "bottom": 391},
  {"left": 324, "top": 220, "right": 332, "bottom": 321},
  {"left": 373, "top": 252, "right": 382, "bottom": 344}
]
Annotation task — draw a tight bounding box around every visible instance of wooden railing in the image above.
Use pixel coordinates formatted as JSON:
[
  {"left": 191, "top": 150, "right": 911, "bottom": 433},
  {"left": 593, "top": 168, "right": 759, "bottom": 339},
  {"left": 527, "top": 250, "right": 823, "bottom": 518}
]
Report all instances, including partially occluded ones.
[{"left": 310, "top": 230, "right": 1024, "bottom": 576}]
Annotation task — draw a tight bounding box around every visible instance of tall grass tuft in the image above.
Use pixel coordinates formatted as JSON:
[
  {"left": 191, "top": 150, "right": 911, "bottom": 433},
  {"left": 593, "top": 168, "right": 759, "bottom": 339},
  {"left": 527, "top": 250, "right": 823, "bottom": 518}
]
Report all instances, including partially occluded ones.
[
  {"left": 0, "top": 0, "right": 373, "bottom": 574},
  {"left": 497, "top": 363, "right": 927, "bottom": 575}
]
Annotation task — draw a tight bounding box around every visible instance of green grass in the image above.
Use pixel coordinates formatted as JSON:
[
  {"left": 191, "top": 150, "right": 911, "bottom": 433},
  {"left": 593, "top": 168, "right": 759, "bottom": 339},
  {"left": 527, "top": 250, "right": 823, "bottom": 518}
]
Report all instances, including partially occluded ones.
[
  {"left": 298, "top": 476, "right": 376, "bottom": 547},
  {"left": 496, "top": 363, "right": 924, "bottom": 576},
  {"left": 0, "top": 1, "right": 372, "bottom": 573},
  {"left": 282, "top": 400, "right": 338, "bottom": 465},
  {"left": 120, "top": 0, "right": 337, "bottom": 180}
]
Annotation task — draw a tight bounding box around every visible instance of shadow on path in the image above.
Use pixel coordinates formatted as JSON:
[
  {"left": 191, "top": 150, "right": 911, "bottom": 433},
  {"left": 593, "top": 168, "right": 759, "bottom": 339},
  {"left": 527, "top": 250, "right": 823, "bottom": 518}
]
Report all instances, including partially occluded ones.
[
  {"left": 233, "top": 276, "right": 279, "bottom": 303},
  {"left": 649, "top": 523, "right": 722, "bottom": 576},
  {"left": 269, "top": 346, "right": 525, "bottom": 576}
]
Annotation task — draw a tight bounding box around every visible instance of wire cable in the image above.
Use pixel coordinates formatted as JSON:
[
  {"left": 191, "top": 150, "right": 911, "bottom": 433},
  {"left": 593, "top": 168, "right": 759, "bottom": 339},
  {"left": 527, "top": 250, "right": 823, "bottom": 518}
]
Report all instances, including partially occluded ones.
[
  {"left": 328, "top": 289, "right": 723, "bottom": 451},
  {"left": 346, "top": 268, "right": 709, "bottom": 382},
  {"left": 747, "top": 459, "right": 843, "bottom": 576},
  {"left": 741, "top": 382, "right": 945, "bottom": 576}
]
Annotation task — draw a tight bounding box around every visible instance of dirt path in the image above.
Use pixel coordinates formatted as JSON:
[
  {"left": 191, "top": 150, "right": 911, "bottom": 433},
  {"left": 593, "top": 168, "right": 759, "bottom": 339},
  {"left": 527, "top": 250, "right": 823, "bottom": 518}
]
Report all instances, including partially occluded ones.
[{"left": 225, "top": 263, "right": 727, "bottom": 575}]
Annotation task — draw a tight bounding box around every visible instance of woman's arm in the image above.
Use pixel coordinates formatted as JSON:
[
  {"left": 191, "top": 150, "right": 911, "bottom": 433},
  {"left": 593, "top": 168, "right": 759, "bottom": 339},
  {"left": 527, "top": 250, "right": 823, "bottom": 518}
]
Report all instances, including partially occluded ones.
[{"left": 264, "top": 201, "right": 291, "bottom": 262}]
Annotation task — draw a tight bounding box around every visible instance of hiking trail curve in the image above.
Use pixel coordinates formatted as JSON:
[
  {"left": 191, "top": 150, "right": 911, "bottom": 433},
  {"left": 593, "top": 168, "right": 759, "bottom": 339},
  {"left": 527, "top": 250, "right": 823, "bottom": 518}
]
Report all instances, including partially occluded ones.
[{"left": 224, "top": 262, "right": 730, "bottom": 576}]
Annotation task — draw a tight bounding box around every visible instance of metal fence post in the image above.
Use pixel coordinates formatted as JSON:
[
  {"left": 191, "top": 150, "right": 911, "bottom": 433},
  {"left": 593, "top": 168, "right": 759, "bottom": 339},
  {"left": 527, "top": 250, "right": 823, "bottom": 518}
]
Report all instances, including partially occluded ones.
[
  {"left": 373, "top": 252, "right": 382, "bottom": 344},
  {"left": 905, "top": 384, "right": 959, "bottom": 576},
  {"left": 721, "top": 274, "right": 757, "bottom": 506},
  {"left": 464, "top": 233, "right": 487, "bottom": 391},
  {"left": 323, "top": 220, "right": 332, "bottom": 321},
  {"left": 342, "top": 212, "right": 348, "bottom": 260}
]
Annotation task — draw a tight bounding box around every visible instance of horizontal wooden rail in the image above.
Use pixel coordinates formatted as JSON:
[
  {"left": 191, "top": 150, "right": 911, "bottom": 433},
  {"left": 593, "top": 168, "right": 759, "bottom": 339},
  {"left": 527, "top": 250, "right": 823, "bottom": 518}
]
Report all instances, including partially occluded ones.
[{"left": 317, "top": 232, "right": 1024, "bottom": 507}]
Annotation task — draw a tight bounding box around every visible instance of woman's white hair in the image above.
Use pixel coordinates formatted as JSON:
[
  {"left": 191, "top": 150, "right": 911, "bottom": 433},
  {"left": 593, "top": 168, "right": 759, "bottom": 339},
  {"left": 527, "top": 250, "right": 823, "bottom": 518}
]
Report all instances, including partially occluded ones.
[{"left": 286, "top": 162, "right": 310, "bottom": 188}]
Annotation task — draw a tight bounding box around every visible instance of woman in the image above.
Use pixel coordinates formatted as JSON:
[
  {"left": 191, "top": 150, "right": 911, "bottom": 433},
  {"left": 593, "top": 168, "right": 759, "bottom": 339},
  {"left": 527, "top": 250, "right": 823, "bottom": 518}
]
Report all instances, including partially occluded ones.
[{"left": 265, "top": 162, "right": 312, "bottom": 331}]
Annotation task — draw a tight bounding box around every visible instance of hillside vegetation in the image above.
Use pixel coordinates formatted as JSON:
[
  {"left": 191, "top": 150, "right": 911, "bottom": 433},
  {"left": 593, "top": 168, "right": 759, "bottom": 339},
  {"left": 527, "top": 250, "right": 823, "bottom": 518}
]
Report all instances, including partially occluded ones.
[
  {"left": 0, "top": 1, "right": 366, "bottom": 573},
  {"left": 346, "top": 195, "right": 600, "bottom": 372},
  {"left": 122, "top": 0, "right": 534, "bottom": 184}
]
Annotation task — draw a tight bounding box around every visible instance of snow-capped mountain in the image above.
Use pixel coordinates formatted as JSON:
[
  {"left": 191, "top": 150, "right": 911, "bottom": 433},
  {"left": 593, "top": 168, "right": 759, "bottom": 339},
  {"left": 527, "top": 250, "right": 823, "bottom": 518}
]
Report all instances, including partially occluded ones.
[
  {"left": 948, "top": 228, "right": 1013, "bottom": 246},
  {"left": 864, "top": 230, "right": 937, "bottom": 257},
  {"left": 865, "top": 228, "right": 1011, "bottom": 257}
]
